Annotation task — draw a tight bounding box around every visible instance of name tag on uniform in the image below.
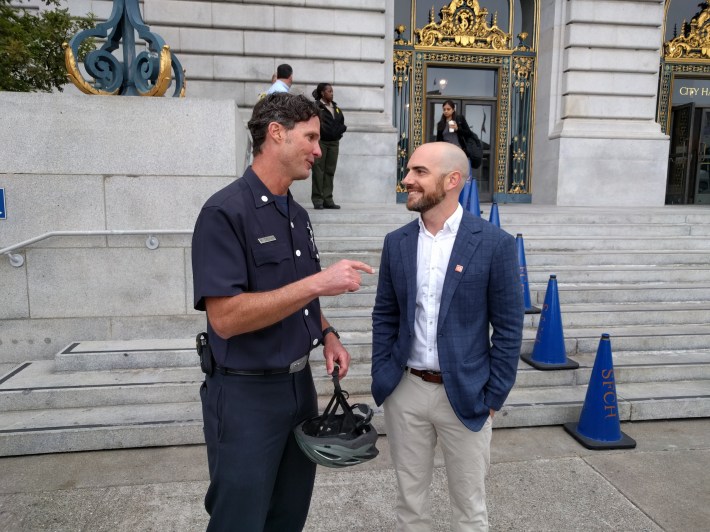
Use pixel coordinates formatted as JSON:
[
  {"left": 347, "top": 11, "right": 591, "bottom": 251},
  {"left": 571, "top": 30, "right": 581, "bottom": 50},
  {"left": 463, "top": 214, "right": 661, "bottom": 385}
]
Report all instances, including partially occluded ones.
[{"left": 258, "top": 235, "right": 276, "bottom": 244}]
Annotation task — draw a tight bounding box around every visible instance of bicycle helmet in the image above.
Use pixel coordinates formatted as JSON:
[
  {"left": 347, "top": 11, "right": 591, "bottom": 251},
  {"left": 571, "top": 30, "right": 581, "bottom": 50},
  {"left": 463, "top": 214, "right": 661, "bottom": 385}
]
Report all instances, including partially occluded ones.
[{"left": 294, "top": 366, "right": 379, "bottom": 468}]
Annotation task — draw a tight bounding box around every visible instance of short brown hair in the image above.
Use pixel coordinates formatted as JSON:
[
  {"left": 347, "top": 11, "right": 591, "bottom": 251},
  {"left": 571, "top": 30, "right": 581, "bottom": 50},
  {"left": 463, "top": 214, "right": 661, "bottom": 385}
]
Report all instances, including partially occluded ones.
[{"left": 248, "top": 93, "right": 320, "bottom": 156}]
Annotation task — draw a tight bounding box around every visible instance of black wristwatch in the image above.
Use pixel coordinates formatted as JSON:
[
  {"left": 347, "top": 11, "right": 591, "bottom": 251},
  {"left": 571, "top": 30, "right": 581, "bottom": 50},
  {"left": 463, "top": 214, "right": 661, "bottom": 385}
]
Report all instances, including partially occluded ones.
[{"left": 322, "top": 326, "right": 340, "bottom": 341}]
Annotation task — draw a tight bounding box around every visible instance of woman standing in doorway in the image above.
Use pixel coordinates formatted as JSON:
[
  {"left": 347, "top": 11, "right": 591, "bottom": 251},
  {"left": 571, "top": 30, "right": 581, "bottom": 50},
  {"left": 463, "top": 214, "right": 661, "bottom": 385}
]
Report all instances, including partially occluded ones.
[
  {"left": 436, "top": 99, "right": 482, "bottom": 170},
  {"left": 311, "top": 83, "right": 347, "bottom": 209}
]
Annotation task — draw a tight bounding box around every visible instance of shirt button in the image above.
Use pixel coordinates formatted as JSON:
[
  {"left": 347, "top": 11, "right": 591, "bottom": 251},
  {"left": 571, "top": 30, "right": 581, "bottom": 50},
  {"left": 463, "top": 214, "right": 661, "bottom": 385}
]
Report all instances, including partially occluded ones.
[
  {"left": 304, "top": 309, "right": 309, "bottom": 316},
  {"left": 316, "top": 253, "right": 320, "bottom": 259},
  {"left": 261, "top": 195, "right": 268, "bottom": 202},
  {"left": 295, "top": 250, "right": 301, "bottom": 257},
  {"left": 291, "top": 222, "right": 294, "bottom": 228},
  {"left": 312, "top": 339, "right": 318, "bottom": 346}
]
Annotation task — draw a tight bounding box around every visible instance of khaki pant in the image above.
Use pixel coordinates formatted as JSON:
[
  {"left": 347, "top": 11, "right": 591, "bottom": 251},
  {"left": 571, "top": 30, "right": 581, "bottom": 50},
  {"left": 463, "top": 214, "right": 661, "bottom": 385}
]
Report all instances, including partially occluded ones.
[
  {"left": 384, "top": 370, "right": 492, "bottom": 532},
  {"left": 311, "top": 139, "right": 340, "bottom": 207}
]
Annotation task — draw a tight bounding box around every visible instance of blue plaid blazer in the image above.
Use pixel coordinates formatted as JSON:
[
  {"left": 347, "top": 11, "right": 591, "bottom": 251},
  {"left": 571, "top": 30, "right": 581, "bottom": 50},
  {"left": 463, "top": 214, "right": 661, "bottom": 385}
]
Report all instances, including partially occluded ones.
[{"left": 371, "top": 210, "right": 524, "bottom": 431}]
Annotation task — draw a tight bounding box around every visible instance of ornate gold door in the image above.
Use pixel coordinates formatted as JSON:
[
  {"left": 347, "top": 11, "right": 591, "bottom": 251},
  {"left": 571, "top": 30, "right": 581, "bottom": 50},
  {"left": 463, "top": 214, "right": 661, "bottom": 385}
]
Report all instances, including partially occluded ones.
[{"left": 393, "top": 0, "right": 539, "bottom": 203}]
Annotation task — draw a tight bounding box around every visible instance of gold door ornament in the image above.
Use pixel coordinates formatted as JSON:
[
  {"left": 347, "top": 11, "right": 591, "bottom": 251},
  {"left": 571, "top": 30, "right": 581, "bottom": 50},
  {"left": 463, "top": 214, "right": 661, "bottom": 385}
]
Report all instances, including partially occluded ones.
[{"left": 415, "top": 0, "right": 511, "bottom": 50}]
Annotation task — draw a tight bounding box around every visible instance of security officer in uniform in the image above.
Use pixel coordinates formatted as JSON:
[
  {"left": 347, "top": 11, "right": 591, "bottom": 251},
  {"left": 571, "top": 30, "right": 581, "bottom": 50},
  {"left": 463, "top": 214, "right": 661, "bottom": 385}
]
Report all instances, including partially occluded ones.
[{"left": 192, "top": 93, "right": 373, "bottom": 532}]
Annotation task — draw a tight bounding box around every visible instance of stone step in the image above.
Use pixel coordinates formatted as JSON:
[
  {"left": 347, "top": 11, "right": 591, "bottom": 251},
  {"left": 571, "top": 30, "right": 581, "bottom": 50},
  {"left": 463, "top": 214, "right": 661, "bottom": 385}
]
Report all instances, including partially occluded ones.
[
  {"left": 2, "top": 377, "right": 708, "bottom": 456},
  {"left": 526, "top": 266, "right": 710, "bottom": 284},
  {"left": 527, "top": 302, "right": 710, "bottom": 327},
  {"left": 326, "top": 302, "right": 710, "bottom": 329},
  {"left": 310, "top": 204, "right": 710, "bottom": 226},
  {"left": 320, "top": 249, "right": 710, "bottom": 269},
  {"left": 4, "top": 350, "right": 709, "bottom": 413},
  {"left": 529, "top": 283, "right": 710, "bottom": 305},
  {"left": 497, "top": 379, "right": 710, "bottom": 428},
  {"left": 316, "top": 236, "right": 710, "bottom": 253},
  {"left": 315, "top": 220, "right": 710, "bottom": 237},
  {"left": 54, "top": 339, "right": 197, "bottom": 372},
  {"left": 324, "top": 264, "right": 710, "bottom": 286},
  {"left": 498, "top": 224, "right": 694, "bottom": 237},
  {"left": 319, "top": 282, "right": 710, "bottom": 309},
  {"left": 314, "top": 222, "right": 698, "bottom": 239},
  {"left": 0, "top": 401, "right": 204, "bottom": 456},
  {"left": 49, "top": 323, "right": 710, "bottom": 375}
]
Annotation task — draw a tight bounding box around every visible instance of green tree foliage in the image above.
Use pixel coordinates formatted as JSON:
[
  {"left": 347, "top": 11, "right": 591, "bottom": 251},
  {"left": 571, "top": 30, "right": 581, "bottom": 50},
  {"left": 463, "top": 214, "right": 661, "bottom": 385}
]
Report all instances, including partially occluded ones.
[{"left": 0, "top": 0, "right": 95, "bottom": 92}]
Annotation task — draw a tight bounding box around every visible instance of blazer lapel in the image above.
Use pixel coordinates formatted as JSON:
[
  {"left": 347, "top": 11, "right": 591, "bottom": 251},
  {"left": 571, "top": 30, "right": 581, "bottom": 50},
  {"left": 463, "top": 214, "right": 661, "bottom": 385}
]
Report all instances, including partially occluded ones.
[
  {"left": 438, "top": 215, "right": 482, "bottom": 330},
  {"left": 399, "top": 220, "right": 419, "bottom": 329}
]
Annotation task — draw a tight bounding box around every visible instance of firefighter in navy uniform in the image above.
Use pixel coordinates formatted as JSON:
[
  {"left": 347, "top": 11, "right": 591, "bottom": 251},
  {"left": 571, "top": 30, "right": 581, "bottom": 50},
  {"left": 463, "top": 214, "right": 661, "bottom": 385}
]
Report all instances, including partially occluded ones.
[{"left": 191, "top": 93, "right": 373, "bottom": 532}]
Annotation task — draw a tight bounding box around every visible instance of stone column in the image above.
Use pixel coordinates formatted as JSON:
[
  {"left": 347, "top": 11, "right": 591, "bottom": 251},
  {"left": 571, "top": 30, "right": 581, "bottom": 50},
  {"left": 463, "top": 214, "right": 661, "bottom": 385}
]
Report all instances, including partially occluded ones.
[{"left": 532, "top": 0, "right": 668, "bottom": 206}]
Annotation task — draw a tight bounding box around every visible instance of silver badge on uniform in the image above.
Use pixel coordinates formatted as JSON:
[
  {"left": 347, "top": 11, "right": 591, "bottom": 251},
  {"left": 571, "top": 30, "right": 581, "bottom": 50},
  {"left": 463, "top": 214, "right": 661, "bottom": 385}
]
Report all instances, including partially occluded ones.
[{"left": 258, "top": 235, "right": 276, "bottom": 244}]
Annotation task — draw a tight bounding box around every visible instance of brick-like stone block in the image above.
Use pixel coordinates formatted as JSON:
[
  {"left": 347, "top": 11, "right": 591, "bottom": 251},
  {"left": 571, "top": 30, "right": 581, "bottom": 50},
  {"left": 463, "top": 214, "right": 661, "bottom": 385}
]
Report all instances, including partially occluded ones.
[
  {"left": 0, "top": 93, "right": 238, "bottom": 177},
  {"left": 214, "top": 56, "right": 275, "bottom": 81},
  {"left": 243, "top": 30, "right": 307, "bottom": 56},
  {"left": 0, "top": 261, "right": 29, "bottom": 320},
  {"left": 563, "top": 71, "right": 658, "bottom": 97},
  {"left": 334, "top": 61, "right": 384, "bottom": 87},
  {"left": 0, "top": 175, "right": 105, "bottom": 249},
  {"left": 179, "top": 27, "right": 244, "bottom": 54},
  {"left": 27, "top": 248, "right": 187, "bottom": 318},
  {"left": 562, "top": 94, "right": 656, "bottom": 120},
  {"left": 144, "top": 0, "right": 212, "bottom": 27},
  {"left": 179, "top": 53, "right": 215, "bottom": 79},
  {"left": 306, "top": 35, "right": 362, "bottom": 60},
  {"left": 105, "top": 176, "right": 234, "bottom": 230},
  {"left": 567, "top": 0, "right": 663, "bottom": 26},
  {"left": 566, "top": 23, "right": 660, "bottom": 50},
  {"left": 564, "top": 48, "right": 660, "bottom": 74},
  {"left": 212, "top": 3, "right": 275, "bottom": 30},
  {"left": 0, "top": 317, "right": 112, "bottom": 362}
]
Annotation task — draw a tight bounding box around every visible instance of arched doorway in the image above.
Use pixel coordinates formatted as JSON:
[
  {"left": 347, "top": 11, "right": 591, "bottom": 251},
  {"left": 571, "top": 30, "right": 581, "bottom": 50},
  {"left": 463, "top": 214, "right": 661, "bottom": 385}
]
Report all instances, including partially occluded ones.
[
  {"left": 393, "top": 0, "right": 539, "bottom": 203},
  {"left": 659, "top": 1, "right": 710, "bottom": 204}
]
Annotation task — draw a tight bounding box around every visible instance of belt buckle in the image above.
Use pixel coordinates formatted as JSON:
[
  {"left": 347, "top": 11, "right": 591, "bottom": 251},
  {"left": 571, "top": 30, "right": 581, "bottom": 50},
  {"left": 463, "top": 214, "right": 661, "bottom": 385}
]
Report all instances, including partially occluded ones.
[{"left": 289, "top": 355, "right": 308, "bottom": 373}]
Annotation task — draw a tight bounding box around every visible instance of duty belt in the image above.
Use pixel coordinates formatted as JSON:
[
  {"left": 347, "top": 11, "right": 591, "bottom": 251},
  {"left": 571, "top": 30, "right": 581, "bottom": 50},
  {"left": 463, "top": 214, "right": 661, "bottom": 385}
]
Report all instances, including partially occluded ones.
[{"left": 216, "top": 353, "right": 309, "bottom": 376}]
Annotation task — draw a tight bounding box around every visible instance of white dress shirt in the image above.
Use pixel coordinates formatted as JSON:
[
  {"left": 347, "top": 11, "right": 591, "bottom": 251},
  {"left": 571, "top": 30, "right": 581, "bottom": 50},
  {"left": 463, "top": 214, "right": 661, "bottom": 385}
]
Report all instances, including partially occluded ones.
[
  {"left": 266, "top": 79, "right": 290, "bottom": 94},
  {"left": 407, "top": 204, "right": 463, "bottom": 372}
]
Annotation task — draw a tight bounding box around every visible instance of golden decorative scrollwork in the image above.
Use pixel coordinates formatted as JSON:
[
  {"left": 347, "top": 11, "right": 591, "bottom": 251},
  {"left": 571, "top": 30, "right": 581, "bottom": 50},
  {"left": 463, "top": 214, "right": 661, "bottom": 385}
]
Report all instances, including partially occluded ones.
[
  {"left": 138, "top": 45, "right": 173, "bottom": 97},
  {"left": 414, "top": 0, "right": 510, "bottom": 50},
  {"left": 393, "top": 50, "right": 413, "bottom": 91},
  {"left": 395, "top": 25, "right": 411, "bottom": 46},
  {"left": 664, "top": 4, "right": 710, "bottom": 59},
  {"left": 62, "top": 42, "right": 174, "bottom": 97},
  {"left": 62, "top": 42, "right": 119, "bottom": 96},
  {"left": 513, "top": 56, "right": 533, "bottom": 96}
]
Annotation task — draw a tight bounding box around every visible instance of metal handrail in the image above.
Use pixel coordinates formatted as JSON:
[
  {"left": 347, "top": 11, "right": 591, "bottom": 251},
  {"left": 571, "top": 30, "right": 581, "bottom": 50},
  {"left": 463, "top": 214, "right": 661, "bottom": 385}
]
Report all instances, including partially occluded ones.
[{"left": 1, "top": 229, "right": 193, "bottom": 267}]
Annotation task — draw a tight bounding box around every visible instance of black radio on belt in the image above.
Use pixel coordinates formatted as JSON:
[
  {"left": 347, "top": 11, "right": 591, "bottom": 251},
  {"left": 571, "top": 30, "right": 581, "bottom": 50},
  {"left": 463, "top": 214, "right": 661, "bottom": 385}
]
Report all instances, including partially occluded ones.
[{"left": 196, "top": 332, "right": 214, "bottom": 376}]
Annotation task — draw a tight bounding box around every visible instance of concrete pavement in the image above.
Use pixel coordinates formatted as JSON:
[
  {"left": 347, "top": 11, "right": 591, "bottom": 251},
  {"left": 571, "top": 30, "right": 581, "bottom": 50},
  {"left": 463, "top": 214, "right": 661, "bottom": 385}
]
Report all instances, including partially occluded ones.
[{"left": 0, "top": 419, "right": 708, "bottom": 531}]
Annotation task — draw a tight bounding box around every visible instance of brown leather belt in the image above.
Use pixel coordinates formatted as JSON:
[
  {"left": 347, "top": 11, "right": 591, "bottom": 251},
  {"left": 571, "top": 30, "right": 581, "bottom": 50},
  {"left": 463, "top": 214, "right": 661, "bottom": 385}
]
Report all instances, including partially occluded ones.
[{"left": 407, "top": 367, "right": 443, "bottom": 384}]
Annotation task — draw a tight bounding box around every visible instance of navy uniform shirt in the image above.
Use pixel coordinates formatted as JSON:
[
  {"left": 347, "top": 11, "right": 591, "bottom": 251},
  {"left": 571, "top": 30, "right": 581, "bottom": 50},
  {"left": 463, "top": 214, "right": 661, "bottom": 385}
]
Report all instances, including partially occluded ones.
[{"left": 192, "top": 167, "right": 323, "bottom": 369}]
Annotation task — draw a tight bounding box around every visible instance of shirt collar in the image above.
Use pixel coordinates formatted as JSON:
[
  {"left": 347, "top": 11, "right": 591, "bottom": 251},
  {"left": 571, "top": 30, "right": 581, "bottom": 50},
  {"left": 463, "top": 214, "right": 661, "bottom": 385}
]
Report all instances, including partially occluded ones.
[
  {"left": 243, "top": 166, "right": 292, "bottom": 210},
  {"left": 417, "top": 203, "right": 463, "bottom": 236}
]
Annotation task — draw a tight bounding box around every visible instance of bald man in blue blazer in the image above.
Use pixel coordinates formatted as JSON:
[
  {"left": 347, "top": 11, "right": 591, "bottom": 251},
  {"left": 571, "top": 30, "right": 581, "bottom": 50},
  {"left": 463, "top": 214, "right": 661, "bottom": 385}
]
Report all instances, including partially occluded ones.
[{"left": 371, "top": 142, "right": 524, "bottom": 531}]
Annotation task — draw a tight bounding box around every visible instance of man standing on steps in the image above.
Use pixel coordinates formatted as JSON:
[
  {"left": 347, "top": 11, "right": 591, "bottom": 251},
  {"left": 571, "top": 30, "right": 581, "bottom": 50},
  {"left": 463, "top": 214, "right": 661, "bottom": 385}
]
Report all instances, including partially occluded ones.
[
  {"left": 371, "top": 142, "right": 523, "bottom": 531},
  {"left": 191, "top": 92, "right": 373, "bottom": 532},
  {"left": 266, "top": 63, "right": 293, "bottom": 94}
]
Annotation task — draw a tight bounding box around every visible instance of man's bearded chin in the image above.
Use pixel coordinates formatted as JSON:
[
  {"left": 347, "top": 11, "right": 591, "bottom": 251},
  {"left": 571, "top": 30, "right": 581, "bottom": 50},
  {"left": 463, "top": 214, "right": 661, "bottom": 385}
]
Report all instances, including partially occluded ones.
[{"left": 406, "top": 186, "right": 446, "bottom": 213}]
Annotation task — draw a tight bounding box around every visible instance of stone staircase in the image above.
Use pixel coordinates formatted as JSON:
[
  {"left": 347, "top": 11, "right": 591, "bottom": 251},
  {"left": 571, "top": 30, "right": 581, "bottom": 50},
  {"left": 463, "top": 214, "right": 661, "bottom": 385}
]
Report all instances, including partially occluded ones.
[{"left": 1, "top": 205, "right": 710, "bottom": 456}]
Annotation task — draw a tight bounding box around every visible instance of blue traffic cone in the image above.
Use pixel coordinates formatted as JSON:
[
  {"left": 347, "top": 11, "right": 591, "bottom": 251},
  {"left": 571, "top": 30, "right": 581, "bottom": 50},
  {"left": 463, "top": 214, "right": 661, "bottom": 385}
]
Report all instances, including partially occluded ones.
[
  {"left": 488, "top": 202, "right": 500, "bottom": 227},
  {"left": 564, "top": 334, "right": 636, "bottom": 450},
  {"left": 516, "top": 234, "right": 540, "bottom": 314},
  {"left": 467, "top": 178, "right": 481, "bottom": 217},
  {"left": 521, "top": 274, "right": 579, "bottom": 370},
  {"left": 459, "top": 179, "right": 471, "bottom": 211}
]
